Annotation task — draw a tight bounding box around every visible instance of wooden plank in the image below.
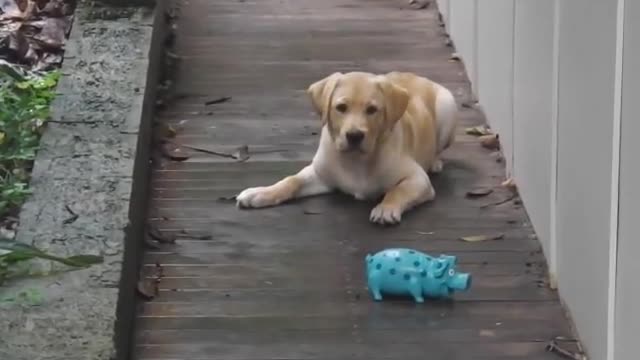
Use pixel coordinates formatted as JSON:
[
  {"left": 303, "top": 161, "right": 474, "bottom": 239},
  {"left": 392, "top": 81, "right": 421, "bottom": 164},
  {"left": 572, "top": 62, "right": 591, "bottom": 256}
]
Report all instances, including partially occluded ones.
[
  {"left": 136, "top": 301, "right": 566, "bottom": 330},
  {"left": 135, "top": 326, "right": 566, "bottom": 346},
  {"left": 141, "top": 262, "right": 546, "bottom": 278},
  {"left": 135, "top": 340, "right": 565, "bottom": 360}
]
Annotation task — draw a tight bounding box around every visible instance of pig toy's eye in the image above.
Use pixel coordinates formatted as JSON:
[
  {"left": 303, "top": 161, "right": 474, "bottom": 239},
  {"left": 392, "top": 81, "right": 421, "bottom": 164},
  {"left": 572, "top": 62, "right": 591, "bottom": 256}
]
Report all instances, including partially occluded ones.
[{"left": 448, "top": 269, "right": 455, "bottom": 276}]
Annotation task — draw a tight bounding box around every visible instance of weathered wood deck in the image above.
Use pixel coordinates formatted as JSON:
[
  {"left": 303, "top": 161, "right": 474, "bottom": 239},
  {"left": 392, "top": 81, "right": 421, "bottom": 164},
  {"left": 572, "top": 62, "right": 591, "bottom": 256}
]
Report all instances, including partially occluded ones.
[{"left": 134, "top": 0, "right": 574, "bottom": 359}]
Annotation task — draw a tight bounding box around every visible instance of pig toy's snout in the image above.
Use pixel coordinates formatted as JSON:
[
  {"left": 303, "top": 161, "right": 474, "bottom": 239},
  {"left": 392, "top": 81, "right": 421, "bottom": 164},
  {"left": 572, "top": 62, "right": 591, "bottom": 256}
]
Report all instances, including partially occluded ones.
[{"left": 449, "top": 272, "right": 472, "bottom": 291}]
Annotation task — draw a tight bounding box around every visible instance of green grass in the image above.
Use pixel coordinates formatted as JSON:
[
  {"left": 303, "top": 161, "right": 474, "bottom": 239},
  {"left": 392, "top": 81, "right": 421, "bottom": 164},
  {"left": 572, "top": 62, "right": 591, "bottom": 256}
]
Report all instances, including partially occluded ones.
[
  {"left": 0, "top": 70, "right": 60, "bottom": 216},
  {"left": 0, "top": 238, "right": 103, "bottom": 285}
]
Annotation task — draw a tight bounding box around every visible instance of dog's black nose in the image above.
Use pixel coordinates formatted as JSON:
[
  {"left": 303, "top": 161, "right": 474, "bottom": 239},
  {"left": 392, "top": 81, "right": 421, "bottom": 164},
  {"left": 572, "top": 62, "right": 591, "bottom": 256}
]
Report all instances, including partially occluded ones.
[{"left": 346, "top": 131, "right": 365, "bottom": 146}]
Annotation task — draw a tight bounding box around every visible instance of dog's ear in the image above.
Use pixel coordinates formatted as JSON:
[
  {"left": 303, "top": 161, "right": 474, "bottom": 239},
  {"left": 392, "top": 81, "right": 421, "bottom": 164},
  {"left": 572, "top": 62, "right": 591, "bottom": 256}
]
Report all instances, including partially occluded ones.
[
  {"left": 307, "top": 72, "right": 342, "bottom": 122},
  {"left": 375, "top": 75, "right": 409, "bottom": 127}
]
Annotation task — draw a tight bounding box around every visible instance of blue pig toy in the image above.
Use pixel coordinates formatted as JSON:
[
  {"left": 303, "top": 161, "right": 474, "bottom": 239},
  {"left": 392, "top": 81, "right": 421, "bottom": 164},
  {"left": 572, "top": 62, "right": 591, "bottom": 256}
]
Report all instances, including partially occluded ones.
[{"left": 365, "top": 248, "right": 471, "bottom": 303}]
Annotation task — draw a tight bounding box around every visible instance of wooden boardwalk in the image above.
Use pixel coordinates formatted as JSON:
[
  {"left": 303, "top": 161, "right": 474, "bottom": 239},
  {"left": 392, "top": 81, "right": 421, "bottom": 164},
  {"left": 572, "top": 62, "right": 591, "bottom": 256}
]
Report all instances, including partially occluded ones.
[{"left": 134, "top": 0, "right": 574, "bottom": 359}]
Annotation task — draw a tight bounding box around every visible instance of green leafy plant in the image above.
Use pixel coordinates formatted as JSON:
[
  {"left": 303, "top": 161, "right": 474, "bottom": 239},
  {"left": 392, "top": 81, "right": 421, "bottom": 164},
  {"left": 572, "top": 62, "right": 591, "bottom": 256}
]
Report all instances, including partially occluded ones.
[
  {"left": 0, "top": 70, "right": 60, "bottom": 216},
  {"left": 0, "top": 238, "right": 103, "bottom": 286},
  {"left": 1, "top": 288, "right": 45, "bottom": 306}
]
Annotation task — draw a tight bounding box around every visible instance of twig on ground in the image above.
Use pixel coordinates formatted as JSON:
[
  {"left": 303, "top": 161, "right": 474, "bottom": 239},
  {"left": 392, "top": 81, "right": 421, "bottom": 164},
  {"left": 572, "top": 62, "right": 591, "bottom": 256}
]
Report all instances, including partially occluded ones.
[
  {"left": 62, "top": 205, "right": 78, "bottom": 224},
  {"left": 546, "top": 338, "right": 586, "bottom": 360},
  {"left": 479, "top": 194, "right": 518, "bottom": 209},
  {"left": 204, "top": 96, "right": 232, "bottom": 106}
]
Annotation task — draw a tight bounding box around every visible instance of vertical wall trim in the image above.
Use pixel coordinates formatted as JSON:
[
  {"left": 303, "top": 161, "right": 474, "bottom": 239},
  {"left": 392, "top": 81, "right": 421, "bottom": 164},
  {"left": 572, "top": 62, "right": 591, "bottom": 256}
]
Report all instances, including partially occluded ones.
[
  {"left": 549, "top": 0, "right": 561, "bottom": 282},
  {"left": 471, "top": 0, "right": 479, "bottom": 97},
  {"left": 508, "top": 0, "right": 516, "bottom": 176},
  {"left": 446, "top": 0, "right": 450, "bottom": 26},
  {"left": 608, "top": 0, "right": 625, "bottom": 359}
]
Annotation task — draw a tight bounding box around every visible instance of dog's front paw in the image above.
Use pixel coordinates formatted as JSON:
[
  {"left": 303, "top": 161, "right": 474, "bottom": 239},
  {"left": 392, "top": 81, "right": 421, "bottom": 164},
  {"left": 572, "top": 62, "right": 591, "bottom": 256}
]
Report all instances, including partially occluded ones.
[
  {"left": 370, "top": 204, "right": 403, "bottom": 225},
  {"left": 236, "top": 187, "right": 280, "bottom": 208}
]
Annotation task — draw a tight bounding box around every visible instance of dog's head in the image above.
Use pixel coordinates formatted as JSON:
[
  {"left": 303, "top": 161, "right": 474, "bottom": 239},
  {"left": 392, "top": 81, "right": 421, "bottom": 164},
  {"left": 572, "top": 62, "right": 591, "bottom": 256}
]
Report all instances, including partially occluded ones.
[{"left": 307, "top": 72, "right": 409, "bottom": 155}]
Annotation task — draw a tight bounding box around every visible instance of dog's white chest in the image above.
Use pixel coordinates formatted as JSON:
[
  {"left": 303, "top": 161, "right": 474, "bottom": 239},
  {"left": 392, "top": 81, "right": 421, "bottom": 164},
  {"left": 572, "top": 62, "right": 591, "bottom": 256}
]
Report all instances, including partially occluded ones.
[{"left": 330, "top": 163, "right": 384, "bottom": 200}]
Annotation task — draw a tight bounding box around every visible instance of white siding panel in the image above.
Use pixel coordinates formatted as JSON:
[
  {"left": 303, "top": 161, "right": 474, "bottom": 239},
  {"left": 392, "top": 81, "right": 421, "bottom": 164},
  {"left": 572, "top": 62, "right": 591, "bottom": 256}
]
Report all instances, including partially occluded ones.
[
  {"left": 477, "top": 0, "right": 515, "bottom": 175},
  {"left": 449, "top": 0, "right": 477, "bottom": 89},
  {"left": 616, "top": 0, "right": 640, "bottom": 359},
  {"left": 436, "top": 0, "right": 449, "bottom": 27},
  {"left": 512, "top": 0, "right": 555, "bottom": 260},
  {"left": 555, "top": 1, "right": 618, "bottom": 359}
]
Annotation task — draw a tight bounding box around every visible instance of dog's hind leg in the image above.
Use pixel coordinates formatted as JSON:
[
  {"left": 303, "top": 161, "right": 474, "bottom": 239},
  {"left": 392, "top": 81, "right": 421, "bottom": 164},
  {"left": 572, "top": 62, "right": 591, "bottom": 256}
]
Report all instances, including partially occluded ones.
[
  {"left": 434, "top": 85, "right": 458, "bottom": 154},
  {"left": 428, "top": 85, "right": 458, "bottom": 174}
]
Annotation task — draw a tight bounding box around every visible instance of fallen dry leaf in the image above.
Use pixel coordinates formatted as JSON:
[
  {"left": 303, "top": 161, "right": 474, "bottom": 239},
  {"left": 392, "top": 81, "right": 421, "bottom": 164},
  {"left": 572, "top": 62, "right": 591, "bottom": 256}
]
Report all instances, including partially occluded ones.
[
  {"left": 0, "top": 0, "right": 32, "bottom": 20},
  {"left": 408, "top": 0, "right": 429, "bottom": 9},
  {"left": 1, "top": 0, "right": 75, "bottom": 69},
  {"left": 154, "top": 123, "right": 177, "bottom": 139},
  {"left": 459, "top": 234, "right": 504, "bottom": 242},
  {"left": 233, "top": 144, "right": 250, "bottom": 162},
  {"left": 137, "top": 262, "right": 163, "bottom": 301},
  {"left": 461, "top": 101, "right": 475, "bottom": 108},
  {"left": 36, "top": 0, "right": 73, "bottom": 18},
  {"left": 545, "top": 337, "right": 586, "bottom": 360},
  {"left": 31, "top": 17, "right": 69, "bottom": 48},
  {"left": 144, "top": 238, "right": 161, "bottom": 250},
  {"left": 465, "top": 125, "right": 491, "bottom": 136},
  {"left": 148, "top": 226, "right": 176, "bottom": 244},
  {"left": 160, "top": 142, "right": 190, "bottom": 161},
  {"left": 448, "top": 52, "right": 461, "bottom": 61},
  {"left": 490, "top": 151, "right": 504, "bottom": 163},
  {"left": 466, "top": 187, "right": 493, "bottom": 198},
  {"left": 479, "top": 329, "right": 496, "bottom": 337},
  {"left": 136, "top": 279, "right": 157, "bottom": 300},
  {"left": 179, "top": 229, "right": 213, "bottom": 240},
  {"left": 501, "top": 177, "right": 517, "bottom": 189},
  {"left": 217, "top": 195, "right": 237, "bottom": 202},
  {"left": 480, "top": 134, "right": 500, "bottom": 150}
]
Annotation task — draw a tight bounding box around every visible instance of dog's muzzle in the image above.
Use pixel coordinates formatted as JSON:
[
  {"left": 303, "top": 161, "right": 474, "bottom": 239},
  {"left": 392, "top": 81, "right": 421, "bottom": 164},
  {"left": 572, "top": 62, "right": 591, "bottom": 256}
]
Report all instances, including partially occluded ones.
[{"left": 345, "top": 130, "right": 365, "bottom": 148}]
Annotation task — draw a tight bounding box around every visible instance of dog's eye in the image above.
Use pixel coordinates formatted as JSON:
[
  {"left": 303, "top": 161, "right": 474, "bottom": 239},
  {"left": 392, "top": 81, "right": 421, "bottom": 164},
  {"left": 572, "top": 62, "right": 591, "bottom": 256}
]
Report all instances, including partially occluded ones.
[
  {"left": 365, "top": 105, "right": 378, "bottom": 115},
  {"left": 335, "top": 103, "right": 348, "bottom": 113}
]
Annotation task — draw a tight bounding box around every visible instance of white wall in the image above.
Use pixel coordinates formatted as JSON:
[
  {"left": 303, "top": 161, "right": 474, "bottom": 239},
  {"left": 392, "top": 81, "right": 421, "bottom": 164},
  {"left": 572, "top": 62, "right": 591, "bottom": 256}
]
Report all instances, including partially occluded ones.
[
  {"left": 476, "top": 1, "right": 515, "bottom": 175},
  {"left": 437, "top": 0, "right": 630, "bottom": 359},
  {"left": 448, "top": 0, "right": 477, "bottom": 92},
  {"left": 437, "top": 0, "right": 449, "bottom": 28},
  {"left": 511, "top": 0, "right": 554, "bottom": 258},
  {"left": 555, "top": 1, "right": 618, "bottom": 359},
  {"left": 615, "top": 1, "right": 639, "bottom": 359}
]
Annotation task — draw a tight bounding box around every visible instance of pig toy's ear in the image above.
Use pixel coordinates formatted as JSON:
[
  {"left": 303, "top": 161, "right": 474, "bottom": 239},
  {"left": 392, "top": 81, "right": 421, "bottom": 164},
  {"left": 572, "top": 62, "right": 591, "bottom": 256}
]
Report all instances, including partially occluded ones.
[
  {"left": 430, "top": 259, "right": 447, "bottom": 278},
  {"left": 442, "top": 255, "right": 457, "bottom": 268},
  {"left": 365, "top": 254, "right": 373, "bottom": 265}
]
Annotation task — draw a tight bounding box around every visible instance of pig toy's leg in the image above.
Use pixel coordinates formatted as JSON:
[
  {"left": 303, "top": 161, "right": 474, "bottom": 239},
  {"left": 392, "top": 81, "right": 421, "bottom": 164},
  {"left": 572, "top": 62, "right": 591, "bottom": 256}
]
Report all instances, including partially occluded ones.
[
  {"left": 407, "top": 277, "right": 425, "bottom": 303},
  {"left": 367, "top": 271, "right": 383, "bottom": 301}
]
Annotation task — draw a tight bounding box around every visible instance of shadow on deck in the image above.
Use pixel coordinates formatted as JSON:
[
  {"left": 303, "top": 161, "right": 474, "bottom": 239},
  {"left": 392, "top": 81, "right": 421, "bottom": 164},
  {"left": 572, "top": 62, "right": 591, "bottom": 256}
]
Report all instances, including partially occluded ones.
[{"left": 134, "top": 0, "right": 574, "bottom": 359}]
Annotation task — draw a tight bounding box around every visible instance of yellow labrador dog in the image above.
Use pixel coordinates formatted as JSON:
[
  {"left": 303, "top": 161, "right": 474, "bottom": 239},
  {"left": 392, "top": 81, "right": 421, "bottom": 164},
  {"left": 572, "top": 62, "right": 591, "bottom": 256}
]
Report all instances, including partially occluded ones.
[{"left": 236, "top": 71, "right": 458, "bottom": 225}]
